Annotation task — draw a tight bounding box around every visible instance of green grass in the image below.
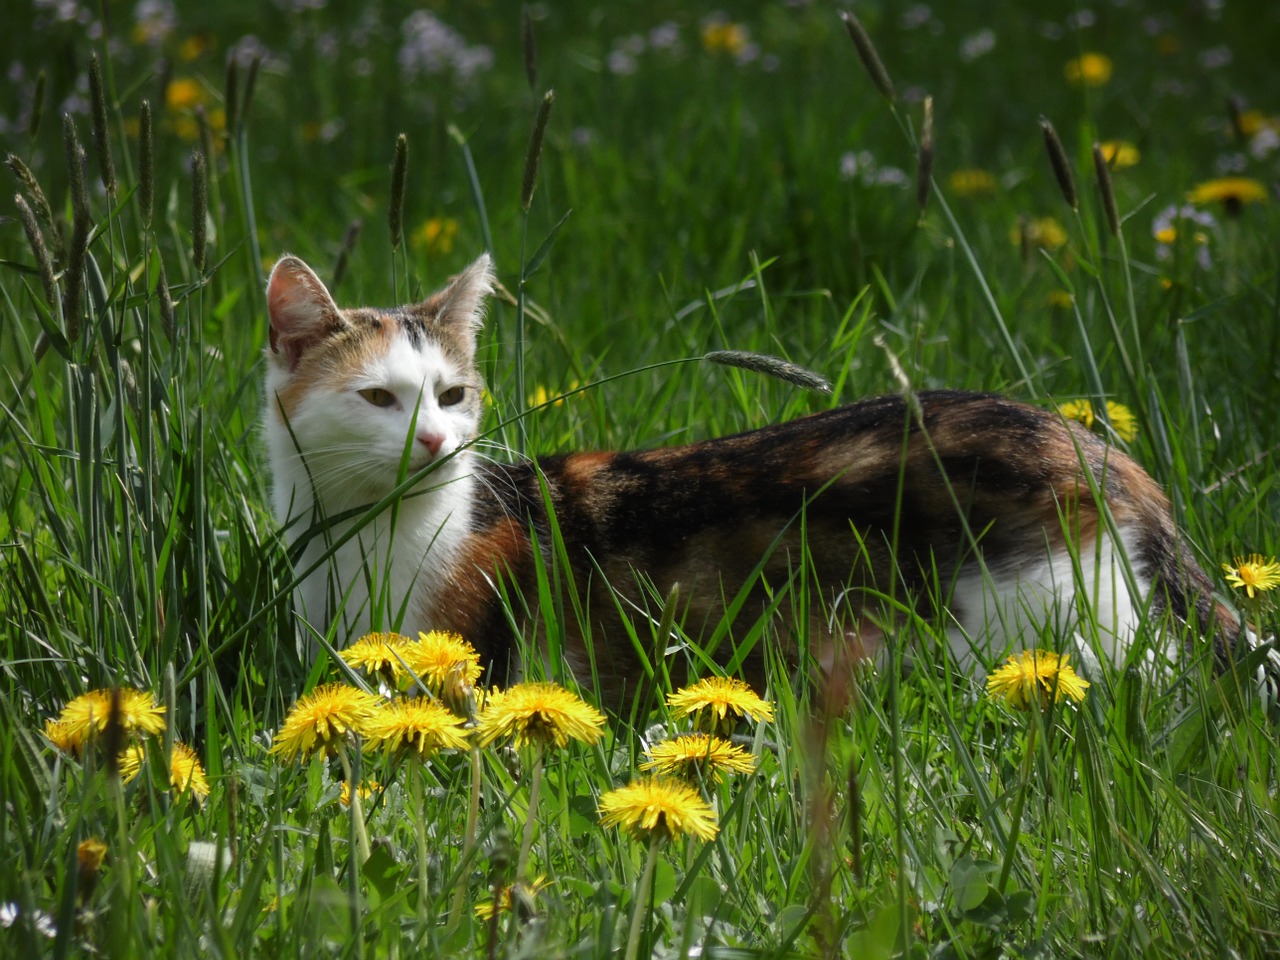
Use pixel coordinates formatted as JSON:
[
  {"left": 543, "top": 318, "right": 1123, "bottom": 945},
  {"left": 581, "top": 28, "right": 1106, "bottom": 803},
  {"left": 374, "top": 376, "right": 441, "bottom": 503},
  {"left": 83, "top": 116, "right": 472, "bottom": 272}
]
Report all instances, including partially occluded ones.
[{"left": 4, "top": 1, "right": 1280, "bottom": 956}]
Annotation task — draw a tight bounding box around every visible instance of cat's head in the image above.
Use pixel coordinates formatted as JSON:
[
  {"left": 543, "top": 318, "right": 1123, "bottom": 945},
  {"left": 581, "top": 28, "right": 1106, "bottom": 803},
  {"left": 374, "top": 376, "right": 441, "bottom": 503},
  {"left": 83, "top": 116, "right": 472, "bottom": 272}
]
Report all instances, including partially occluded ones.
[{"left": 264, "top": 254, "right": 494, "bottom": 508}]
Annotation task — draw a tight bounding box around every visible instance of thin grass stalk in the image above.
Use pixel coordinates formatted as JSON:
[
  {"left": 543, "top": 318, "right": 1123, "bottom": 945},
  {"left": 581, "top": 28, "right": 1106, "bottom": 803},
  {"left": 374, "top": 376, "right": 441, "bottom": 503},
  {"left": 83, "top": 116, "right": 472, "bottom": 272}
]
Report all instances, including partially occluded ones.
[
  {"left": 88, "top": 54, "right": 116, "bottom": 196},
  {"left": 624, "top": 835, "right": 662, "bottom": 960},
  {"left": 522, "top": 6, "right": 537, "bottom": 91},
  {"left": 224, "top": 55, "right": 239, "bottom": 140}
]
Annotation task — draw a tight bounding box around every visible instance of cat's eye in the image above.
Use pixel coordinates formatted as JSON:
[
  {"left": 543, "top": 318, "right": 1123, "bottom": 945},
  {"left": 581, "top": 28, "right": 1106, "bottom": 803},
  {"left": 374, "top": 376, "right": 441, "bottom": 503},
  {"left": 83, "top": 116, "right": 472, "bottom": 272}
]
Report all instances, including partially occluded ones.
[
  {"left": 438, "top": 386, "right": 466, "bottom": 407},
  {"left": 358, "top": 387, "right": 397, "bottom": 408}
]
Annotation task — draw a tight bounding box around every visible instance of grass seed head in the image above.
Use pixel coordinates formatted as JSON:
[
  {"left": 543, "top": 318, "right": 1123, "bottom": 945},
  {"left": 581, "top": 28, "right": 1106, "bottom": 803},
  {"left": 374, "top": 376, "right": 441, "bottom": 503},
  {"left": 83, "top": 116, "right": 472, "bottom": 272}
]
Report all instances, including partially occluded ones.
[
  {"left": 917, "top": 95, "right": 935, "bottom": 212},
  {"left": 1040, "top": 117, "right": 1077, "bottom": 210},
  {"left": 841, "top": 10, "right": 895, "bottom": 103},
  {"left": 521, "top": 89, "right": 555, "bottom": 212},
  {"left": 1092, "top": 142, "right": 1120, "bottom": 236},
  {"left": 139, "top": 100, "right": 154, "bottom": 227},
  {"left": 88, "top": 54, "right": 116, "bottom": 196},
  {"left": 389, "top": 132, "right": 408, "bottom": 249},
  {"left": 14, "top": 194, "right": 58, "bottom": 311},
  {"left": 190, "top": 149, "right": 208, "bottom": 272},
  {"left": 28, "top": 70, "right": 46, "bottom": 139}
]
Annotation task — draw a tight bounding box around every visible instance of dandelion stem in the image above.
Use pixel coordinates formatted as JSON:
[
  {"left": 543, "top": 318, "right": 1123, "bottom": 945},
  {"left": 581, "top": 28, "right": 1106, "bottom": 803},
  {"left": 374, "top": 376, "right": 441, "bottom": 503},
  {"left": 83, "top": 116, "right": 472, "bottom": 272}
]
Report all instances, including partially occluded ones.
[
  {"left": 997, "top": 717, "right": 1038, "bottom": 894},
  {"left": 410, "top": 756, "right": 430, "bottom": 921},
  {"left": 624, "top": 835, "right": 662, "bottom": 960},
  {"left": 451, "top": 744, "right": 484, "bottom": 924},
  {"left": 335, "top": 743, "right": 372, "bottom": 864},
  {"left": 516, "top": 743, "right": 545, "bottom": 879}
]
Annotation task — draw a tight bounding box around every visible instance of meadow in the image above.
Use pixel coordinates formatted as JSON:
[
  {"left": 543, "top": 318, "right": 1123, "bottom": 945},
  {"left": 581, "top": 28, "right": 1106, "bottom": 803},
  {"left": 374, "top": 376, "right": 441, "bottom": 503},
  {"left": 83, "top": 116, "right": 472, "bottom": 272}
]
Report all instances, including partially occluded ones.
[{"left": 3, "top": 0, "right": 1280, "bottom": 956}]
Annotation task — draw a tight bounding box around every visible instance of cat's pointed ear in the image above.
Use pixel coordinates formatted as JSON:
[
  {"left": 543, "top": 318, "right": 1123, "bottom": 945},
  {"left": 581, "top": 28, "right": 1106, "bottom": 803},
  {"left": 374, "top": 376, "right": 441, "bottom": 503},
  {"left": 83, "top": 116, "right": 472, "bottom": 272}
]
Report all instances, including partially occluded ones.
[
  {"left": 431, "top": 253, "right": 495, "bottom": 340},
  {"left": 266, "top": 255, "right": 345, "bottom": 370}
]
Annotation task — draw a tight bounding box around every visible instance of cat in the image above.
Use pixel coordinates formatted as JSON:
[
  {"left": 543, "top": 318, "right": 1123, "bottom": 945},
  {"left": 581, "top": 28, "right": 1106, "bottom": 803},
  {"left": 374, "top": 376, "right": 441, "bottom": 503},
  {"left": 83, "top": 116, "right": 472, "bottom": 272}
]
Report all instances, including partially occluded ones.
[{"left": 264, "top": 252, "right": 1242, "bottom": 699}]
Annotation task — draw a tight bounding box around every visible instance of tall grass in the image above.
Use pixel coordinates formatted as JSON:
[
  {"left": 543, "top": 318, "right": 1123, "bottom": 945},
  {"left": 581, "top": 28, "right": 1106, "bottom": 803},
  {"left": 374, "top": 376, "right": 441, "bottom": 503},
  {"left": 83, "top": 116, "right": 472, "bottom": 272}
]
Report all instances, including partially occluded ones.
[{"left": 3, "top": 2, "right": 1280, "bottom": 957}]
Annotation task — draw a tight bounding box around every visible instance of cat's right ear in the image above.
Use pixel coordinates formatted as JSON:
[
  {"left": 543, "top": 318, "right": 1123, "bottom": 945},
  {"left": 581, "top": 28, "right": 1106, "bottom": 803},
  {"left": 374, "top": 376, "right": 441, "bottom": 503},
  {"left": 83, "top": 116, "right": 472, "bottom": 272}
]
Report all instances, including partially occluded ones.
[{"left": 266, "top": 255, "right": 345, "bottom": 371}]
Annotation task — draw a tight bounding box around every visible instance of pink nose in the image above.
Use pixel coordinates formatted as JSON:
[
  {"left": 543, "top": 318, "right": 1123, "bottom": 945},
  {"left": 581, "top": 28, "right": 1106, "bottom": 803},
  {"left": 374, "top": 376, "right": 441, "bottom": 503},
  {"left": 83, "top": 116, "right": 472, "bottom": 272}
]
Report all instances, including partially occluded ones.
[{"left": 417, "top": 431, "right": 445, "bottom": 457}]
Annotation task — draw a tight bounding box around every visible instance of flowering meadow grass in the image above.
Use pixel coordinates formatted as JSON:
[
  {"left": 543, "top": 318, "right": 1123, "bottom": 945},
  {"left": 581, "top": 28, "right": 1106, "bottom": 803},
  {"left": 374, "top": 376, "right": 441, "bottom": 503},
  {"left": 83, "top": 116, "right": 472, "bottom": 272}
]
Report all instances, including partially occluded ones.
[{"left": 4, "top": 1, "right": 1280, "bottom": 956}]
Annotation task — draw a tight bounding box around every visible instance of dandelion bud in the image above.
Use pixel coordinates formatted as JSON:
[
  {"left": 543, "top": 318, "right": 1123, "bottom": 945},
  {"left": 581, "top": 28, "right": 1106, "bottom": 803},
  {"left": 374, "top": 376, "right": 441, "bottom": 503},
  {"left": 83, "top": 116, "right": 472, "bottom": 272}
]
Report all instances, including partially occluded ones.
[
  {"left": 1091, "top": 142, "right": 1120, "bottom": 237},
  {"left": 840, "top": 10, "right": 895, "bottom": 103},
  {"left": 190, "top": 150, "right": 208, "bottom": 273},
  {"left": 916, "top": 95, "right": 934, "bottom": 213},
  {"left": 28, "top": 70, "right": 46, "bottom": 139},
  {"left": 389, "top": 133, "right": 408, "bottom": 250},
  {"left": 520, "top": 89, "right": 554, "bottom": 213},
  {"left": 1040, "top": 117, "right": 1077, "bottom": 210},
  {"left": 88, "top": 54, "right": 116, "bottom": 196},
  {"left": 76, "top": 839, "right": 109, "bottom": 903}
]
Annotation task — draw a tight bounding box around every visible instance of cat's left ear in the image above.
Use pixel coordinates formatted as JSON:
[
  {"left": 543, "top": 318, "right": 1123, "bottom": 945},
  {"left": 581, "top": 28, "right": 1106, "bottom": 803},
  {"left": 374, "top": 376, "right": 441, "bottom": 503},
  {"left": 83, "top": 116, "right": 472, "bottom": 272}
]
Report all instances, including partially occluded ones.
[
  {"left": 430, "top": 253, "right": 495, "bottom": 342},
  {"left": 266, "top": 255, "right": 346, "bottom": 371}
]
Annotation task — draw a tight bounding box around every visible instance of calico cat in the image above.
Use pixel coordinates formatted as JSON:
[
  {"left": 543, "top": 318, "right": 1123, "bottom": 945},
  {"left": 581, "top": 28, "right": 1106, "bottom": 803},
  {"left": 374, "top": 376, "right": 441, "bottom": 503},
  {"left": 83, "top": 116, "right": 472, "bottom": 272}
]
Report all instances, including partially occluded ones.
[{"left": 264, "top": 252, "right": 1239, "bottom": 698}]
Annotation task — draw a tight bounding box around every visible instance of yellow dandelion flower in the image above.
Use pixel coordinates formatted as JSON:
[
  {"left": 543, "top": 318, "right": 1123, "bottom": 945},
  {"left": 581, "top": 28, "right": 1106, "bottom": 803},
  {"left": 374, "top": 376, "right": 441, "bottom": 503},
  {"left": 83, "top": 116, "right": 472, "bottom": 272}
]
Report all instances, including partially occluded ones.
[
  {"left": 666, "top": 677, "right": 773, "bottom": 735},
  {"left": 340, "top": 632, "right": 414, "bottom": 681},
  {"left": 76, "top": 838, "right": 109, "bottom": 897},
  {"left": 1011, "top": 216, "right": 1069, "bottom": 252},
  {"left": 640, "top": 733, "right": 756, "bottom": 784},
  {"left": 1221, "top": 555, "right": 1280, "bottom": 599},
  {"left": 599, "top": 778, "right": 719, "bottom": 842},
  {"left": 1097, "top": 140, "right": 1140, "bottom": 168},
  {"left": 338, "top": 779, "right": 381, "bottom": 807},
  {"left": 947, "top": 168, "right": 997, "bottom": 197},
  {"left": 165, "top": 77, "right": 206, "bottom": 112},
  {"left": 474, "top": 876, "right": 551, "bottom": 921},
  {"left": 702, "top": 20, "right": 748, "bottom": 57},
  {"left": 1046, "top": 289, "right": 1074, "bottom": 309},
  {"left": 363, "top": 697, "right": 471, "bottom": 758},
  {"left": 77, "top": 838, "right": 108, "bottom": 875},
  {"left": 399, "top": 631, "right": 483, "bottom": 694},
  {"left": 528, "top": 380, "right": 581, "bottom": 408},
  {"left": 1064, "top": 52, "right": 1112, "bottom": 87},
  {"left": 1057, "top": 399, "right": 1138, "bottom": 442},
  {"left": 269, "top": 684, "right": 381, "bottom": 761},
  {"left": 986, "top": 650, "right": 1090, "bottom": 711},
  {"left": 409, "top": 217, "right": 459, "bottom": 257},
  {"left": 119, "top": 741, "right": 211, "bottom": 800},
  {"left": 45, "top": 688, "right": 167, "bottom": 754},
  {"left": 178, "top": 35, "right": 210, "bottom": 63},
  {"left": 474, "top": 682, "right": 606, "bottom": 750},
  {"left": 1187, "top": 177, "right": 1267, "bottom": 215}
]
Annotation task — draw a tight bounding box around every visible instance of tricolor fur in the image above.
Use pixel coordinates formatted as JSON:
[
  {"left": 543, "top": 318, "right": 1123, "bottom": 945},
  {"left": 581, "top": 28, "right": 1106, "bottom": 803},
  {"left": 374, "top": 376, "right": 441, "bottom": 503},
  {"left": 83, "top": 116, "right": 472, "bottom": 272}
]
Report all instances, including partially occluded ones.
[{"left": 264, "top": 253, "right": 1237, "bottom": 698}]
